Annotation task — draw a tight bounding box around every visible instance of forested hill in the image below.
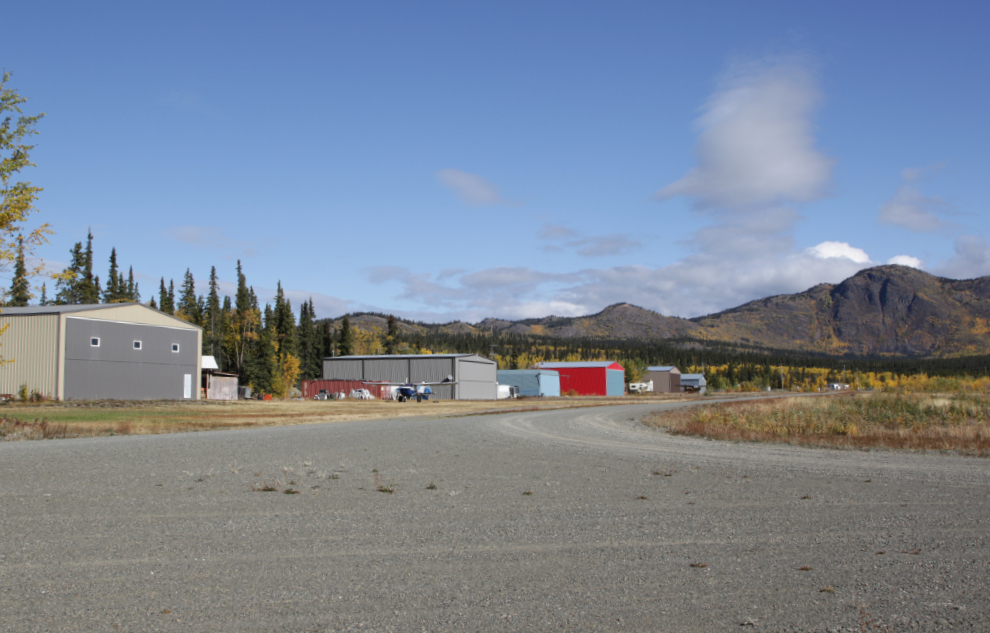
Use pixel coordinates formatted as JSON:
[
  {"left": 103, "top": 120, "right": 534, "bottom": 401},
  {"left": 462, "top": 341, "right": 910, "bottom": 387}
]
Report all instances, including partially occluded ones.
[{"left": 340, "top": 266, "right": 990, "bottom": 358}]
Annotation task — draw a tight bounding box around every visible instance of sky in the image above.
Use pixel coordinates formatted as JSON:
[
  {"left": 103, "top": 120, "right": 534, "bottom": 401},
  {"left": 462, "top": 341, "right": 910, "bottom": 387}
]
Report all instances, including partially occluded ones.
[{"left": 3, "top": 1, "right": 989, "bottom": 323}]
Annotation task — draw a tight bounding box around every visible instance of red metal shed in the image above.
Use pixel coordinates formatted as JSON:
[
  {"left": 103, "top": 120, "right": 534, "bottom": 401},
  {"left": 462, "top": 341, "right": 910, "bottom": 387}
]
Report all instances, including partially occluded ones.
[{"left": 534, "top": 361, "right": 625, "bottom": 396}]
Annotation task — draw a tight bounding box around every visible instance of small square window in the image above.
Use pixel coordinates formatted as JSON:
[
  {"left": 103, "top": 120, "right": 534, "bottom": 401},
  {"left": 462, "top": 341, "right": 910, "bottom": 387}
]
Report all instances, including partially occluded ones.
[
  {"left": 133, "top": 340, "right": 142, "bottom": 350},
  {"left": 171, "top": 344, "right": 180, "bottom": 353},
  {"left": 90, "top": 337, "right": 100, "bottom": 347}
]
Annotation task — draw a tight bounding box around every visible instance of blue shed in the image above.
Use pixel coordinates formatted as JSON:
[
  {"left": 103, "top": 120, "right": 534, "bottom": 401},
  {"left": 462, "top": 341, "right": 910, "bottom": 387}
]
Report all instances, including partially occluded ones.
[{"left": 496, "top": 369, "right": 561, "bottom": 397}]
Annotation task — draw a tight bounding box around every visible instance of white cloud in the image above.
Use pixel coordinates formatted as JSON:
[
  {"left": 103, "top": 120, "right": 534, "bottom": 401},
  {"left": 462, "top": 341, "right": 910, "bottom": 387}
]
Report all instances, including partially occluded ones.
[
  {"left": 537, "top": 223, "right": 641, "bottom": 258},
  {"left": 934, "top": 235, "right": 990, "bottom": 279},
  {"left": 437, "top": 169, "right": 519, "bottom": 207},
  {"left": 655, "top": 59, "right": 832, "bottom": 210},
  {"left": 887, "top": 255, "right": 923, "bottom": 269},
  {"left": 878, "top": 168, "right": 952, "bottom": 232},
  {"left": 806, "top": 241, "right": 873, "bottom": 264}
]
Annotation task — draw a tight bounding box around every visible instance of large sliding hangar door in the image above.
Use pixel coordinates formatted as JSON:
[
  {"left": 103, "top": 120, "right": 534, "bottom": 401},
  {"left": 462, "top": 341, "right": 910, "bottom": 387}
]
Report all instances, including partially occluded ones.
[
  {"left": 64, "top": 318, "right": 200, "bottom": 400},
  {"left": 322, "top": 354, "right": 497, "bottom": 400}
]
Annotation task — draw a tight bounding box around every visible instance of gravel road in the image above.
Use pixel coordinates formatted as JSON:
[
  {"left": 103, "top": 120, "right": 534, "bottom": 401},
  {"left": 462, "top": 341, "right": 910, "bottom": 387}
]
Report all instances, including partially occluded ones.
[{"left": 1, "top": 401, "right": 988, "bottom": 632}]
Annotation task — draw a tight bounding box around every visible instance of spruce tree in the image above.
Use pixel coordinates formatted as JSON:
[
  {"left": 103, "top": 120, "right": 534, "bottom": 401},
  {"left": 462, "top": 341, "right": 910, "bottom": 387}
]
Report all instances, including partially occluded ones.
[
  {"left": 167, "top": 280, "right": 175, "bottom": 314},
  {"left": 78, "top": 230, "right": 99, "bottom": 304},
  {"left": 338, "top": 315, "right": 354, "bottom": 357},
  {"left": 158, "top": 278, "right": 168, "bottom": 312},
  {"left": 178, "top": 269, "right": 200, "bottom": 324},
  {"left": 149, "top": 296, "right": 158, "bottom": 310},
  {"left": 272, "top": 282, "right": 298, "bottom": 360},
  {"left": 296, "top": 299, "right": 320, "bottom": 380},
  {"left": 103, "top": 247, "right": 120, "bottom": 303},
  {"left": 8, "top": 236, "right": 30, "bottom": 306},
  {"left": 384, "top": 314, "right": 398, "bottom": 354},
  {"left": 205, "top": 266, "right": 221, "bottom": 356},
  {"left": 127, "top": 267, "right": 138, "bottom": 301},
  {"left": 54, "top": 242, "right": 85, "bottom": 304},
  {"left": 38, "top": 282, "right": 48, "bottom": 306}
]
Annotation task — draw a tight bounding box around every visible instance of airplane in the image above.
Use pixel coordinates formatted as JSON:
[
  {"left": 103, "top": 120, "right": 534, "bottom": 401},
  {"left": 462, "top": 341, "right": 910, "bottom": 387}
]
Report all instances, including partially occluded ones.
[{"left": 362, "top": 376, "right": 457, "bottom": 402}]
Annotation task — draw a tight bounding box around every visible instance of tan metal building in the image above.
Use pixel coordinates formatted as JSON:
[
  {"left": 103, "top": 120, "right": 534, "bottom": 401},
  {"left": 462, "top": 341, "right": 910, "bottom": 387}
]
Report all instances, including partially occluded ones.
[
  {"left": 645, "top": 365, "right": 681, "bottom": 393},
  {"left": 0, "top": 303, "right": 202, "bottom": 401}
]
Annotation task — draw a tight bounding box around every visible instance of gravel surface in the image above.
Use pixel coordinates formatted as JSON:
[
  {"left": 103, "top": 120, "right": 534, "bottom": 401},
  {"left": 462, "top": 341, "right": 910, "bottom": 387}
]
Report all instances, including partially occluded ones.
[{"left": 1, "top": 400, "right": 988, "bottom": 632}]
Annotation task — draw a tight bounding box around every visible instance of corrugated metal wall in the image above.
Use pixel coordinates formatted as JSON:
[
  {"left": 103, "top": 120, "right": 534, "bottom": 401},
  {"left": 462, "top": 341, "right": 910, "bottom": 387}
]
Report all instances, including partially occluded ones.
[
  {"left": 301, "top": 380, "right": 389, "bottom": 399},
  {"left": 606, "top": 369, "right": 625, "bottom": 396},
  {"left": 497, "top": 370, "right": 560, "bottom": 397},
  {"left": 557, "top": 367, "right": 607, "bottom": 396},
  {"left": 323, "top": 358, "right": 364, "bottom": 380},
  {"left": 539, "top": 372, "right": 560, "bottom": 397},
  {"left": 63, "top": 318, "right": 199, "bottom": 400},
  {"left": 455, "top": 357, "right": 496, "bottom": 400},
  {"left": 0, "top": 313, "right": 58, "bottom": 397}
]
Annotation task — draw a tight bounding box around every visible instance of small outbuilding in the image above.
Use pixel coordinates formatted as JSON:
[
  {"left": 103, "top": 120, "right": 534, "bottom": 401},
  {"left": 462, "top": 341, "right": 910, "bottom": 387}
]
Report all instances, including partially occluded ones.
[
  {"left": 645, "top": 366, "right": 681, "bottom": 393},
  {"left": 534, "top": 361, "right": 625, "bottom": 397},
  {"left": 680, "top": 374, "right": 707, "bottom": 394},
  {"left": 201, "top": 355, "right": 239, "bottom": 400},
  {"left": 0, "top": 303, "right": 202, "bottom": 400},
  {"left": 496, "top": 369, "right": 560, "bottom": 397},
  {"left": 322, "top": 354, "right": 497, "bottom": 400}
]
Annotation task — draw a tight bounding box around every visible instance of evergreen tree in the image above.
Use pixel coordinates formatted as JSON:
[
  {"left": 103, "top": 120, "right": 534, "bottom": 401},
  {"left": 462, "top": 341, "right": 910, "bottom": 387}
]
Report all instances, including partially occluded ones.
[
  {"left": 167, "top": 279, "right": 175, "bottom": 314},
  {"left": 177, "top": 268, "right": 200, "bottom": 324},
  {"left": 320, "top": 319, "right": 335, "bottom": 359},
  {"left": 103, "top": 247, "right": 120, "bottom": 303},
  {"left": 204, "top": 266, "right": 221, "bottom": 356},
  {"left": 338, "top": 315, "right": 354, "bottom": 356},
  {"left": 7, "top": 236, "right": 30, "bottom": 306},
  {"left": 78, "top": 230, "right": 99, "bottom": 304},
  {"left": 272, "top": 281, "right": 298, "bottom": 360},
  {"left": 384, "top": 314, "right": 398, "bottom": 354},
  {"left": 149, "top": 296, "right": 158, "bottom": 309},
  {"left": 296, "top": 299, "right": 321, "bottom": 380},
  {"left": 126, "top": 267, "right": 139, "bottom": 301},
  {"left": 54, "top": 241, "right": 85, "bottom": 304},
  {"left": 158, "top": 278, "right": 169, "bottom": 313},
  {"left": 38, "top": 282, "right": 48, "bottom": 306},
  {"left": 219, "top": 295, "right": 233, "bottom": 372}
]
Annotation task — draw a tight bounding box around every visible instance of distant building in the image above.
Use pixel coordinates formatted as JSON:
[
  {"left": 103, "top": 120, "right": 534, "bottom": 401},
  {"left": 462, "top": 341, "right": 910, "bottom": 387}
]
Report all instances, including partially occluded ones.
[
  {"left": 534, "top": 361, "right": 625, "bottom": 396},
  {"left": 680, "top": 374, "right": 707, "bottom": 394},
  {"left": 321, "top": 354, "right": 497, "bottom": 400},
  {"left": 0, "top": 303, "right": 202, "bottom": 400},
  {"left": 201, "top": 355, "right": 239, "bottom": 400},
  {"left": 497, "top": 369, "right": 560, "bottom": 397},
  {"left": 645, "top": 366, "right": 681, "bottom": 393}
]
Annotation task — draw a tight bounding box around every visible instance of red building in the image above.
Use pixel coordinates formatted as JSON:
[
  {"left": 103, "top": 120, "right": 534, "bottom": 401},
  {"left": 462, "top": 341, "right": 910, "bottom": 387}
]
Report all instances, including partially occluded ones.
[{"left": 534, "top": 361, "right": 625, "bottom": 396}]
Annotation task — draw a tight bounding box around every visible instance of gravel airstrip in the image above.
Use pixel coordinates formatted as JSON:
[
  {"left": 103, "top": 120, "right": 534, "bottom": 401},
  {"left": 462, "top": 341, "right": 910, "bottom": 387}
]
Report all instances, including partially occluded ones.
[{"left": 1, "top": 399, "right": 988, "bottom": 632}]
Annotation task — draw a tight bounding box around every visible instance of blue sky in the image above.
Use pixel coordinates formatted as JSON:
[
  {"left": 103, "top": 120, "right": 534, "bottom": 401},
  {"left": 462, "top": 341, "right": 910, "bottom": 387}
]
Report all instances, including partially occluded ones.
[{"left": 3, "top": 1, "right": 988, "bottom": 322}]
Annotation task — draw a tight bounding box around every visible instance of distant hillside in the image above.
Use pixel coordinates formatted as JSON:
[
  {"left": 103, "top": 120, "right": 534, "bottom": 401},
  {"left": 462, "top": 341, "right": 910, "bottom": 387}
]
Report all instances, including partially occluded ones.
[{"left": 335, "top": 266, "right": 990, "bottom": 358}]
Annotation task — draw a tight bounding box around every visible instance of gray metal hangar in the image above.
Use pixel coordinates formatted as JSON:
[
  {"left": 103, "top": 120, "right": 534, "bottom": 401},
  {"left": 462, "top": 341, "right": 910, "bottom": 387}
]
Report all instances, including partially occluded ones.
[
  {"left": 0, "top": 304, "right": 202, "bottom": 401},
  {"left": 322, "top": 354, "right": 497, "bottom": 400}
]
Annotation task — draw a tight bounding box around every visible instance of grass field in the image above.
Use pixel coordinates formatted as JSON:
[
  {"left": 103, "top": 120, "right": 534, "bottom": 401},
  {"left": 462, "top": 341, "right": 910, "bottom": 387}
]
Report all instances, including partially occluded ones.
[
  {"left": 644, "top": 391, "right": 990, "bottom": 455},
  {"left": 0, "top": 394, "right": 689, "bottom": 441}
]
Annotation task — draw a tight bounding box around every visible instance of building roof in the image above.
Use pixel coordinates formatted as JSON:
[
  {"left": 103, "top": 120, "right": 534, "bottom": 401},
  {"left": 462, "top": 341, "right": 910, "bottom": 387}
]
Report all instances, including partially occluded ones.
[
  {"left": 0, "top": 303, "right": 202, "bottom": 329},
  {"left": 496, "top": 369, "right": 560, "bottom": 376},
  {"left": 680, "top": 374, "right": 707, "bottom": 383},
  {"left": 202, "top": 355, "right": 220, "bottom": 370},
  {"left": 647, "top": 366, "right": 680, "bottom": 372},
  {"left": 536, "top": 361, "right": 624, "bottom": 369},
  {"left": 325, "top": 353, "right": 496, "bottom": 362}
]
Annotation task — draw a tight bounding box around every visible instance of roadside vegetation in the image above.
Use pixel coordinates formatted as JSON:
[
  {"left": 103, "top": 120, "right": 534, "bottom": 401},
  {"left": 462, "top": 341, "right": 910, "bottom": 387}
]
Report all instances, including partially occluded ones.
[
  {"left": 644, "top": 391, "right": 990, "bottom": 455},
  {"left": 0, "top": 395, "right": 663, "bottom": 441}
]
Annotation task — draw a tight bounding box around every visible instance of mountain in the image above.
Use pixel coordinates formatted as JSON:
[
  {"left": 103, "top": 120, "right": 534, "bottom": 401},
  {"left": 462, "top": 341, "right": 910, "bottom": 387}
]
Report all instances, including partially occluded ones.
[
  {"left": 692, "top": 265, "right": 990, "bottom": 356},
  {"left": 337, "top": 266, "right": 990, "bottom": 358}
]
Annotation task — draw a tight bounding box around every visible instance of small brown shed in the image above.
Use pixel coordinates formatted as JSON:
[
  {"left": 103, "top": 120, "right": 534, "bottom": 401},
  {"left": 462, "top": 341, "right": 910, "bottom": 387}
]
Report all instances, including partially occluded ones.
[{"left": 646, "top": 366, "right": 681, "bottom": 393}]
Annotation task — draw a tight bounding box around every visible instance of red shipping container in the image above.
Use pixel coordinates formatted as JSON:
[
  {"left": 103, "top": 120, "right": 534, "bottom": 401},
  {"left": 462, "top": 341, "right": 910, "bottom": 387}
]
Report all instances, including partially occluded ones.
[{"left": 301, "top": 379, "right": 389, "bottom": 400}]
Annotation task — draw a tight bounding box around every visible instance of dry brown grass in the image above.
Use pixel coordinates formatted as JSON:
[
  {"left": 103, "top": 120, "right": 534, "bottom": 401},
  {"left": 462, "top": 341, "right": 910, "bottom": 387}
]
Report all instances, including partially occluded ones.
[
  {"left": 644, "top": 392, "right": 990, "bottom": 455},
  {"left": 0, "top": 393, "right": 692, "bottom": 441}
]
